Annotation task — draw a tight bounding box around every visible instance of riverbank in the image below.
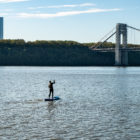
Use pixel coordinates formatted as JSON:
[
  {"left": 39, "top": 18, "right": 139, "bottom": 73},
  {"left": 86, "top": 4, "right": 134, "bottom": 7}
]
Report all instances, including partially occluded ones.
[{"left": 0, "top": 40, "right": 140, "bottom": 66}]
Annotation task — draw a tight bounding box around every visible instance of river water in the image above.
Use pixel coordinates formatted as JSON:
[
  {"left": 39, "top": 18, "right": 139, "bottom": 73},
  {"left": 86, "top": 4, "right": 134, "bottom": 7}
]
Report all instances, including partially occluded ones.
[{"left": 0, "top": 67, "right": 140, "bottom": 140}]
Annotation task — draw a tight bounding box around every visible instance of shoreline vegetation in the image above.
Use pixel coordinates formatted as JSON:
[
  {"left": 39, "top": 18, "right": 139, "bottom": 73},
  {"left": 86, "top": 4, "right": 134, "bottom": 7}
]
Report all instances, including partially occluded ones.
[{"left": 0, "top": 39, "right": 140, "bottom": 66}]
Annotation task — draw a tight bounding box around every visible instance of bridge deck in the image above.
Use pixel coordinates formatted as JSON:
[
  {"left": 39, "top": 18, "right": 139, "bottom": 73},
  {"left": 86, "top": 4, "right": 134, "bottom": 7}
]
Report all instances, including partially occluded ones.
[{"left": 91, "top": 48, "right": 140, "bottom": 52}]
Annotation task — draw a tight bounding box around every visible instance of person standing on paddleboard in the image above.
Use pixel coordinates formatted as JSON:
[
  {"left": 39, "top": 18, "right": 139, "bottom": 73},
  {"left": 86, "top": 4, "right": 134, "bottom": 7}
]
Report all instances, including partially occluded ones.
[{"left": 48, "top": 80, "right": 55, "bottom": 99}]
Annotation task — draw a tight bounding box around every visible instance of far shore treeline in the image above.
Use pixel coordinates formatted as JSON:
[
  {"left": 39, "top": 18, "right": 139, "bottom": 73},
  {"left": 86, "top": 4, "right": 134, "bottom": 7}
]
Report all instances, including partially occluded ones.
[{"left": 0, "top": 39, "right": 140, "bottom": 66}]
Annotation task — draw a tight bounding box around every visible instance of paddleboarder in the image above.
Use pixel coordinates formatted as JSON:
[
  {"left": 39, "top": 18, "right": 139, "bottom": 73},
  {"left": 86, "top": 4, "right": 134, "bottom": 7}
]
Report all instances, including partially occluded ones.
[{"left": 48, "top": 80, "right": 55, "bottom": 99}]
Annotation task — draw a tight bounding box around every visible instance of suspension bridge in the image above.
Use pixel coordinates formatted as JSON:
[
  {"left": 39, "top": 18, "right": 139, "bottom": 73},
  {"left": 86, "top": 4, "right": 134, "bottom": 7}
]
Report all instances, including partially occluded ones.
[{"left": 91, "top": 23, "right": 140, "bottom": 66}]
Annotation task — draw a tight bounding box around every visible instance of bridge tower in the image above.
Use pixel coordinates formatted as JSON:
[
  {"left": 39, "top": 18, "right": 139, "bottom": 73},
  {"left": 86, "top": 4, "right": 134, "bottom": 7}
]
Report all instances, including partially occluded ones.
[{"left": 115, "top": 23, "right": 128, "bottom": 66}]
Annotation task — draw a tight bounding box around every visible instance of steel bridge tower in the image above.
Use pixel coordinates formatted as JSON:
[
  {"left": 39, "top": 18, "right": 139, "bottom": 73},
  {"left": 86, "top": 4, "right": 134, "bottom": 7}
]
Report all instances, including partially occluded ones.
[
  {"left": 115, "top": 23, "right": 128, "bottom": 66},
  {"left": 92, "top": 23, "right": 140, "bottom": 66}
]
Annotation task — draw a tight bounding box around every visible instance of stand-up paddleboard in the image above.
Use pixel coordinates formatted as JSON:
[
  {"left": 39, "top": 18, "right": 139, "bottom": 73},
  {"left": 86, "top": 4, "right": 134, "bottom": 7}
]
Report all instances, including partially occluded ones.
[{"left": 44, "top": 96, "right": 60, "bottom": 101}]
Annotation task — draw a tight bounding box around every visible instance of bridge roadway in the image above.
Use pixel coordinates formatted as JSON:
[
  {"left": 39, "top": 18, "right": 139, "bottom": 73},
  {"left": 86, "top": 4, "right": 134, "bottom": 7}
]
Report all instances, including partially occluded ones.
[{"left": 91, "top": 48, "right": 140, "bottom": 52}]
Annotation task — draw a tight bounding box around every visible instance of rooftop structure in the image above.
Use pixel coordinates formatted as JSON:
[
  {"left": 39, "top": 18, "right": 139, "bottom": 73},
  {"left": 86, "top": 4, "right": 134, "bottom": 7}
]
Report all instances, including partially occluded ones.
[{"left": 0, "top": 17, "right": 3, "bottom": 39}]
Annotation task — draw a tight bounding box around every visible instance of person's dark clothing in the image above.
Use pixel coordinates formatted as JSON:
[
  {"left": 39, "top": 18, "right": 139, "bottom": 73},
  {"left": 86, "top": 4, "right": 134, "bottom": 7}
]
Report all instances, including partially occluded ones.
[{"left": 48, "top": 81, "right": 55, "bottom": 99}]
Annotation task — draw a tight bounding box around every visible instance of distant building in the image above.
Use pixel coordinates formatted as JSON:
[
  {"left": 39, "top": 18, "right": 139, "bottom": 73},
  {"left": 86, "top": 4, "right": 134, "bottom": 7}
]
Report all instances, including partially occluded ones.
[{"left": 0, "top": 17, "right": 3, "bottom": 39}]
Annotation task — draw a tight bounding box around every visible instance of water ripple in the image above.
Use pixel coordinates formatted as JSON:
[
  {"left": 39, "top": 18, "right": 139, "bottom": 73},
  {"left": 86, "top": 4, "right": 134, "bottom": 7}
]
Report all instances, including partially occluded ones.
[{"left": 1, "top": 67, "right": 140, "bottom": 139}]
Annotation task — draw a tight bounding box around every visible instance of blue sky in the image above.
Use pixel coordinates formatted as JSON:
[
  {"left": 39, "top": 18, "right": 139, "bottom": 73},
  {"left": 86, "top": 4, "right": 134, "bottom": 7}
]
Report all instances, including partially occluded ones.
[{"left": 0, "top": 0, "right": 140, "bottom": 43}]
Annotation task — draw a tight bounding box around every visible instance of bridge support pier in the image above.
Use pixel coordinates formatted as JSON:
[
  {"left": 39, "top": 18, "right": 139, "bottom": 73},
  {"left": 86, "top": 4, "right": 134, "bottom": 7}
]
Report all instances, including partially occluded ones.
[{"left": 115, "top": 23, "right": 128, "bottom": 66}]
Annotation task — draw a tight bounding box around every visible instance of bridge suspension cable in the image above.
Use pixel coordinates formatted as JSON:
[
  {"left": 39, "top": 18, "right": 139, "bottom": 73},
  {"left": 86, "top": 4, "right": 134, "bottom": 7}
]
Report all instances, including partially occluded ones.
[
  {"left": 94, "top": 32, "right": 116, "bottom": 49},
  {"left": 127, "top": 25, "right": 140, "bottom": 32},
  {"left": 127, "top": 25, "right": 140, "bottom": 45},
  {"left": 91, "top": 27, "right": 116, "bottom": 49}
]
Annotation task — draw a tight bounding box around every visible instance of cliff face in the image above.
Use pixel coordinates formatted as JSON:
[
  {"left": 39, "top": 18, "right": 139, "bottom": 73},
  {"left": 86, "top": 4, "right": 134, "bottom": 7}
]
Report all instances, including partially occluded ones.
[{"left": 0, "top": 40, "right": 139, "bottom": 66}]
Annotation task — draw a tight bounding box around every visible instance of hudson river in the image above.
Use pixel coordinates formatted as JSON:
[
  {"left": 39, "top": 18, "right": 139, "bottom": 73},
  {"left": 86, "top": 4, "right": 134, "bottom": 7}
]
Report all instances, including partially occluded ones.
[{"left": 1, "top": 67, "right": 140, "bottom": 140}]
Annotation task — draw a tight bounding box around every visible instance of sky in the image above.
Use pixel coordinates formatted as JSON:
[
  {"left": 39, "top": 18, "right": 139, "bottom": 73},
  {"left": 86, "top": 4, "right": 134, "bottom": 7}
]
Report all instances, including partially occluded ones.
[{"left": 0, "top": 0, "right": 140, "bottom": 43}]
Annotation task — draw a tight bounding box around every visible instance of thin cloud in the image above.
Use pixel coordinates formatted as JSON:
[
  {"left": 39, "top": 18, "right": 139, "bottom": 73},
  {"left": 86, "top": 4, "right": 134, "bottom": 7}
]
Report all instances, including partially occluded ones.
[
  {"left": 0, "top": 0, "right": 29, "bottom": 3},
  {"left": 28, "top": 6, "right": 45, "bottom": 10},
  {"left": 0, "top": 13, "right": 8, "bottom": 16},
  {"left": 28, "top": 3, "right": 96, "bottom": 10},
  {"left": 0, "top": 9, "right": 14, "bottom": 12},
  {"left": 48, "top": 3, "right": 96, "bottom": 8},
  {"left": 17, "top": 8, "right": 121, "bottom": 19}
]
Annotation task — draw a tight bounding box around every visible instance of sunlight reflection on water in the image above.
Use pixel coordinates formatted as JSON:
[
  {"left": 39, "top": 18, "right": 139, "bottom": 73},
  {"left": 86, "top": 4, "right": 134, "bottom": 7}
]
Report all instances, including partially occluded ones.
[{"left": 0, "top": 67, "right": 140, "bottom": 139}]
